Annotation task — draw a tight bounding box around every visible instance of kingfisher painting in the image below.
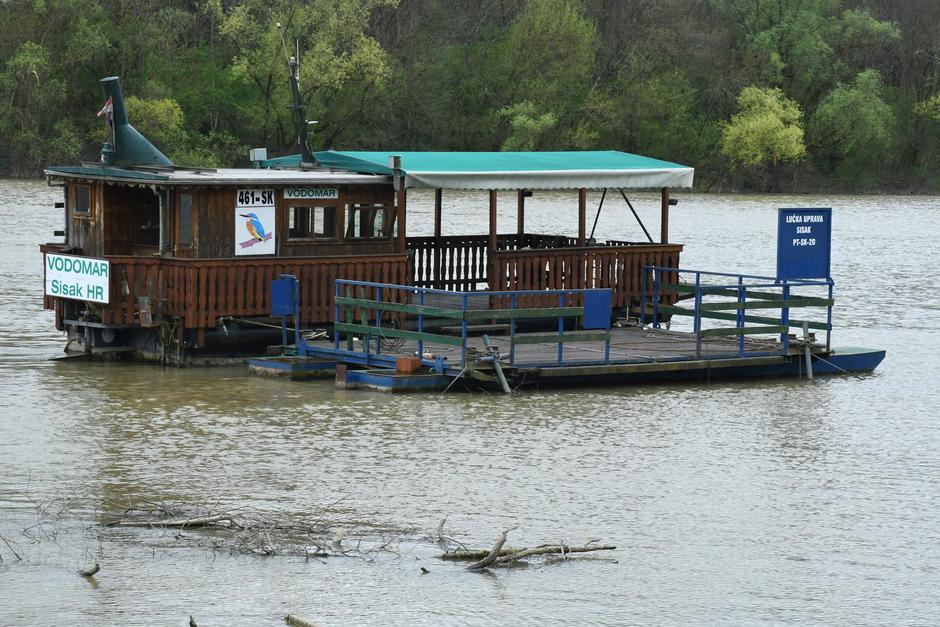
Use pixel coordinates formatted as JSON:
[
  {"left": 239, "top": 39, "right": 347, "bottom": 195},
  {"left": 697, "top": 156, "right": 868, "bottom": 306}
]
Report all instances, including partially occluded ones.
[{"left": 240, "top": 212, "right": 267, "bottom": 241}]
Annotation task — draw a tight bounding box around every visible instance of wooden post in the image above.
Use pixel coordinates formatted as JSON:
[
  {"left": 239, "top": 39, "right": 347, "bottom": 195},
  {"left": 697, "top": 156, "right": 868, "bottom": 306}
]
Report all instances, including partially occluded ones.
[
  {"left": 516, "top": 189, "right": 525, "bottom": 237},
  {"left": 396, "top": 186, "right": 407, "bottom": 253},
  {"left": 488, "top": 190, "right": 498, "bottom": 253},
  {"left": 158, "top": 188, "right": 169, "bottom": 255},
  {"left": 660, "top": 187, "right": 669, "bottom": 244},
  {"left": 577, "top": 188, "right": 587, "bottom": 246},
  {"left": 488, "top": 190, "right": 497, "bottom": 287},
  {"left": 434, "top": 188, "right": 442, "bottom": 239}
]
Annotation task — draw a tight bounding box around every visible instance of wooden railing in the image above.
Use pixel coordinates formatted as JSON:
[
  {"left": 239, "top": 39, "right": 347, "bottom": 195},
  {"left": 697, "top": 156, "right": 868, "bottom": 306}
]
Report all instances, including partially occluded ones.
[
  {"left": 491, "top": 244, "right": 683, "bottom": 310},
  {"left": 49, "top": 253, "right": 410, "bottom": 329},
  {"left": 407, "top": 233, "right": 580, "bottom": 290}
]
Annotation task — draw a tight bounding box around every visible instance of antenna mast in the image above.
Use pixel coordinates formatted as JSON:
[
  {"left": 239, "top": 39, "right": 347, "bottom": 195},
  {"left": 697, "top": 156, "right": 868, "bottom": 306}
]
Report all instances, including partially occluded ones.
[{"left": 278, "top": 23, "right": 317, "bottom": 165}]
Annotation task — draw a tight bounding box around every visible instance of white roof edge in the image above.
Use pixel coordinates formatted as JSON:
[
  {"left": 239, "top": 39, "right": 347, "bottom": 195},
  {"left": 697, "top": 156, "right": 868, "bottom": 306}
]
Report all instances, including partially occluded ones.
[{"left": 404, "top": 167, "right": 695, "bottom": 190}]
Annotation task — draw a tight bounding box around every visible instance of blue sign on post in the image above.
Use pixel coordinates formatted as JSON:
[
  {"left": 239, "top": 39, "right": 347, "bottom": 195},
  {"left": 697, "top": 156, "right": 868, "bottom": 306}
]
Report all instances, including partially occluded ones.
[{"left": 777, "top": 208, "right": 832, "bottom": 280}]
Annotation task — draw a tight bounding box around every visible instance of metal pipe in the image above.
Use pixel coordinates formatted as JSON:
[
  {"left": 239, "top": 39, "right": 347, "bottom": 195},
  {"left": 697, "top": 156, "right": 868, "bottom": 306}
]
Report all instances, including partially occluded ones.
[
  {"left": 660, "top": 187, "right": 670, "bottom": 244},
  {"left": 617, "top": 189, "right": 654, "bottom": 243},
  {"left": 588, "top": 188, "right": 607, "bottom": 240},
  {"left": 803, "top": 320, "right": 814, "bottom": 379},
  {"left": 156, "top": 187, "right": 168, "bottom": 254},
  {"left": 482, "top": 334, "right": 512, "bottom": 395}
]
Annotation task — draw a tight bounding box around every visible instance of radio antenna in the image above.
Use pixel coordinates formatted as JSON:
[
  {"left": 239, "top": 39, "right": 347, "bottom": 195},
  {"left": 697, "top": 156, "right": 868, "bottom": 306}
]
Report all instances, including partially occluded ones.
[{"left": 277, "top": 22, "right": 317, "bottom": 165}]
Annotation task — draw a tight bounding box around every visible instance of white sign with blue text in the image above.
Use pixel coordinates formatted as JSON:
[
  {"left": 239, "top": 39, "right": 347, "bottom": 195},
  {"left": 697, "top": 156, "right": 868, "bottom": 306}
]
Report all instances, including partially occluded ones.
[
  {"left": 235, "top": 188, "right": 276, "bottom": 256},
  {"left": 45, "top": 253, "right": 110, "bottom": 304}
]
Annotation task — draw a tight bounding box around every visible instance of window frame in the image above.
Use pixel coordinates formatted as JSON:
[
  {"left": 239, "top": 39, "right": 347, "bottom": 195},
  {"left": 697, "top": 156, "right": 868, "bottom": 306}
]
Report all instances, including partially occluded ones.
[
  {"left": 70, "top": 184, "right": 92, "bottom": 219},
  {"left": 345, "top": 202, "right": 393, "bottom": 241},
  {"left": 177, "top": 192, "right": 194, "bottom": 247},
  {"left": 287, "top": 204, "right": 339, "bottom": 241}
]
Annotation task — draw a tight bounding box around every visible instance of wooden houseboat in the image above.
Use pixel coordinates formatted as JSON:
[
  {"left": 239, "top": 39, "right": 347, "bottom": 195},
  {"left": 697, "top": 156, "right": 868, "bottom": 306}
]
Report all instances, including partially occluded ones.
[{"left": 41, "top": 77, "right": 692, "bottom": 363}]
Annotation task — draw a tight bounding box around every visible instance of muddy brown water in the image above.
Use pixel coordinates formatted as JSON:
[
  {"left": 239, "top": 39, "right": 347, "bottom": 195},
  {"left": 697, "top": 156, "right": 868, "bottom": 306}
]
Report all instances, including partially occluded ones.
[{"left": 1, "top": 180, "right": 938, "bottom": 625}]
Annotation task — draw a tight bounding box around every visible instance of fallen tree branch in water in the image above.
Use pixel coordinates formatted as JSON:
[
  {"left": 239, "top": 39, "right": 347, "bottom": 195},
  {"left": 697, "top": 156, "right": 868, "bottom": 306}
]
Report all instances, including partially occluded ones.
[
  {"left": 95, "top": 500, "right": 413, "bottom": 559},
  {"left": 492, "top": 543, "right": 616, "bottom": 565},
  {"left": 440, "top": 547, "right": 519, "bottom": 561},
  {"left": 105, "top": 513, "right": 233, "bottom": 528},
  {"left": 78, "top": 562, "right": 100, "bottom": 577},
  {"left": 444, "top": 530, "right": 615, "bottom": 569},
  {"left": 466, "top": 526, "right": 518, "bottom": 570},
  {"left": 285, "top": 614, "right": 320, "bottom": 627},
  {"left": 0, "top": 534, "right": 23, "bottom": 561}
]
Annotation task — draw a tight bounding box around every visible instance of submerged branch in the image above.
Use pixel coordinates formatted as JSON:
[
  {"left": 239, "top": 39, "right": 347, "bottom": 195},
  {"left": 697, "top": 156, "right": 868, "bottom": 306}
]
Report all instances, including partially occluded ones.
[
  {"left": 105, "top": 513, "right": 233, "bottom": 528},
  {"left": 443, "top": 531, "right": 616, "bottom": 569},
  {"left": 466, "top": 526, "right": 518, "bottom": 571}
]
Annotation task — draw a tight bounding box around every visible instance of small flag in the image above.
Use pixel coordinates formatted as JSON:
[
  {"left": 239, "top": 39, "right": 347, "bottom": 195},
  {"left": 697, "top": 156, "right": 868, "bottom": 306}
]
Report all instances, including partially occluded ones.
[{"left": 96, "top": 96, "right": 113, "bottom": 121}]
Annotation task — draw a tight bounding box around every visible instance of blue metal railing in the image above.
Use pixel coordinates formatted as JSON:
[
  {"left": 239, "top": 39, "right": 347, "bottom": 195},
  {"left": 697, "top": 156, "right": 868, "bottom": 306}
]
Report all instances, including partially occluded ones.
[
  {"left": 320, "top": 279, "right": 614, "bottom": 370},
  {"left": 641, "top": 265, "right": 834, "bottom": 357}
]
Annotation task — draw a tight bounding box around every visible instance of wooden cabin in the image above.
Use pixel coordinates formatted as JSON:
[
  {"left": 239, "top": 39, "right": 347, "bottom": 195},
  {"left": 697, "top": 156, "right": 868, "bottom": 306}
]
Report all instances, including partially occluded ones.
[{"left": 41, "top": 79, "right": 693, "bottom": 361}]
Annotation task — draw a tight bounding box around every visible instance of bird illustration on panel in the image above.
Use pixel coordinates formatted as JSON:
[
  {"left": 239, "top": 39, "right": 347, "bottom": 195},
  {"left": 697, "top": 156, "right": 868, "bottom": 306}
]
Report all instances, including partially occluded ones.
[{"left": 240, "top": 212, "right": 267, "bottom": 241}]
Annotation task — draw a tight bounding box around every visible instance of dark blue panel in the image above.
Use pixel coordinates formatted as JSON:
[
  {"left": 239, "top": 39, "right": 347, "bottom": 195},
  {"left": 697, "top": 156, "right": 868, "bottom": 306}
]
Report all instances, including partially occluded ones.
[
  {"left": 271, "top": 277, "right": 296, "bottom": 316},
  {"left": 777, "top": 208, "right": 832, "bottom": 280},
  {"left": 583, "top": 289, "right": 612, "bottom": 329}
]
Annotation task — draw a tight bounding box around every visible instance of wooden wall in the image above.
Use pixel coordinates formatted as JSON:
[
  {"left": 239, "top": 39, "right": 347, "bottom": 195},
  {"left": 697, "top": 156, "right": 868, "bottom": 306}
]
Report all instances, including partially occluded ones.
[
  {"left": 65, "top": 181, "right": 396, "bottom": 261},
  {"left": 180, "top": 184, "right": 396, "bottom": 259},
  {"left": 65, "top": 181, "right": 104, "bottom": 257}
]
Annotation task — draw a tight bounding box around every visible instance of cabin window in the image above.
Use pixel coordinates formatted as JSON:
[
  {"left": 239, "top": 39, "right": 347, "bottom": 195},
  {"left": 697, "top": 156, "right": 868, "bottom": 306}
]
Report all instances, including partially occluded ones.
[
  {"left": 72, "top": 185, "right": 91, "bottom": 216},
  {"left": 134, "top": 195, "right": 160, "bottom": 247},
  {"left": 346, "top": 203, "right": 390, "bottom": 239},
  {"left": 288, "top": 205, "right": 337, "bottom": 239},
  {"left": 178, "top": 193, "right": 193, "bottom": 246}
]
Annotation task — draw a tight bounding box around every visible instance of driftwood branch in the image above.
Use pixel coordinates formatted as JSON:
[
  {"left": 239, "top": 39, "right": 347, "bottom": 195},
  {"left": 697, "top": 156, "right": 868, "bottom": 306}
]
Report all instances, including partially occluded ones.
[
  {"left": 466, "top": 525, "right": 518, "bottom": 570},
  {"left": 79, "top": 562, "right": 100, "bottom": 577},
  {"left": 285, "top": 614, "right": 319, "bottom": 627},
  {"left": 493, "top": 543, "right": 615, "bottom": 566},
  {"left": 441, "top": 548, "right": 519, "bottom": 561},
  {"left": 436, "top": 516, "right": 448, "bottom": 543},
  {"left": 444, "top": 532, "right": 615, "bottom": 568},
  {"left": 0, "top": 534, "right": 22, "bottom": 561},
  {"left": 105, "top": 513, "right": 232, "bottom": 528}
]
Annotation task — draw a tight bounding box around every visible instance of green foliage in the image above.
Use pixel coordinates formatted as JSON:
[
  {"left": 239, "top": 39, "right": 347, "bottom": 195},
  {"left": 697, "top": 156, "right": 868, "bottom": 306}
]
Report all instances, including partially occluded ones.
[
  {"left": 809, "top": 70, "right": 894, "bottom": 181},
  {"left": 914, "top": 95, "right": 940, "bottom": 122},
  {"left": 0, "top": 0, "right": 936, "bottom": 190},
  {"left": 721, "top": 87, "right": 806, "bottom": 167},
  {"left": 498, "top": 102, "right": 558, "bottom": 151}
]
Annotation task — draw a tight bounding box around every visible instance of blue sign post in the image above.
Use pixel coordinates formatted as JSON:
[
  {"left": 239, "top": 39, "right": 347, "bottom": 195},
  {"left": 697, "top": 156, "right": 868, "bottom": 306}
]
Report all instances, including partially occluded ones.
[{"left": 777, "top": 208, "right": 832, "bottom": 280}]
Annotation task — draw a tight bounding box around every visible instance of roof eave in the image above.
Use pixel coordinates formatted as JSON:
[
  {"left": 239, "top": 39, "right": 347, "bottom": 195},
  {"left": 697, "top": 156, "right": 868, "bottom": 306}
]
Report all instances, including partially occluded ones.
[{"left": 403, "top": 168, "right": 695, "bottom": 190}]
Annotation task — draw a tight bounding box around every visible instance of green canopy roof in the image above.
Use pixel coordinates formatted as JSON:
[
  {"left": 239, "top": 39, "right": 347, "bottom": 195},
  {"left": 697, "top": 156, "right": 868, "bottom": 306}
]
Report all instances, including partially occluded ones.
[{"left": 310, "top": 150, "right": 693, "bottom": 190}]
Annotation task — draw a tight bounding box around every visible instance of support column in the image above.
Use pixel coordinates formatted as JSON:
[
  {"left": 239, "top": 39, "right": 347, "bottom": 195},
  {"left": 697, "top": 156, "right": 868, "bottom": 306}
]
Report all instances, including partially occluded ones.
[
  {"left": 577, "top": 188, "right": 587, "bottom": 246},
  {"left": 157, "top": 188, "right": 169, "bottom": 255},
  {"left": 488, "top": 190, "right": 498, "bottom": 253},
  {"left": 434, "top": 188, "right": 442, "bottom": 239},
  {"left": 516, "top": 189, "right": 525, "bottom": 237},
  {"left": 488, "top": 190, "right": 498, "bottom": 288},
  {"left": 396, "top": 186, "right": 407, "bottom": 253},
  {"left": 660, "top": 187, "right": 670, "bottom": 244}
]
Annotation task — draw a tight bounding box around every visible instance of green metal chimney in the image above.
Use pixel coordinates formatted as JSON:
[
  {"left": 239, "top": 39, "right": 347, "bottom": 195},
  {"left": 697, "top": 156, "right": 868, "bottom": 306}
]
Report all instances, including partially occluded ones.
[{"left": 99, "top": 77, "right": 173, "bottom": 167}]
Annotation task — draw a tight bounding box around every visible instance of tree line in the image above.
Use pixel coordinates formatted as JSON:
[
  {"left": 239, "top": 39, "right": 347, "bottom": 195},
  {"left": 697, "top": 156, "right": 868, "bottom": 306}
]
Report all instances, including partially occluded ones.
[{"left": 2, "top": 0, "right": 939, "bottom": 192}]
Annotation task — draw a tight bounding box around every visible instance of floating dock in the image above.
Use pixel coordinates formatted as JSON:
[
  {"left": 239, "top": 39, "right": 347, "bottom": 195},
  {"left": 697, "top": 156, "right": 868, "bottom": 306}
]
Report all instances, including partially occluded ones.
[{"left": 248, "top": 270, "right": 885, "bottom": 393}]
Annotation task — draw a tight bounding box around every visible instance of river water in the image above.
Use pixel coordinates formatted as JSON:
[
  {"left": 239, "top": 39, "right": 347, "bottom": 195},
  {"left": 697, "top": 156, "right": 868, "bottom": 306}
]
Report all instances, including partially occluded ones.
[{"left": 1, "top": 180, "right": 938, "bottom": 626}]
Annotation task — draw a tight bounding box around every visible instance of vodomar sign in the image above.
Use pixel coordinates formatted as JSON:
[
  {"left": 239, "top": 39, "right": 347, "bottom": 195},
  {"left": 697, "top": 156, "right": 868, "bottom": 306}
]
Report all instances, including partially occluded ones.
[
  {"left": 284, "top": 188, "right": 338, "bottom": 200},
  {"left": 44, "top": 253, "right": 110, "bottom": 304}
]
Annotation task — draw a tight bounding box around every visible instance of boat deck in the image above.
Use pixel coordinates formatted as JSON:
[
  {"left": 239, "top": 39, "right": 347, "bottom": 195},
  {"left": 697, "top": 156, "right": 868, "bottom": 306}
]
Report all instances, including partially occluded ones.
[{"left": 311, "top": 325, "right": 790, "bottom": 369}]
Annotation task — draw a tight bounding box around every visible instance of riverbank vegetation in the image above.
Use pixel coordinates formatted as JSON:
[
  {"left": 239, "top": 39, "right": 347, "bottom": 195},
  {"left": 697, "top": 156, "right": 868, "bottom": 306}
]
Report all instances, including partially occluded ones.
[{"left": 2, "top": 0, "right": 939, "bottom": 192}]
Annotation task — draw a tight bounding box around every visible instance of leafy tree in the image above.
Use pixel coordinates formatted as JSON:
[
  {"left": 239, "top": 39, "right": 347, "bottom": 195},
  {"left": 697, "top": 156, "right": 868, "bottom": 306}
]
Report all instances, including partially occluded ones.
[
  {"left": 809, "top": 69, "right": 894, "bottom": 181},
  {"left": 913, "top": 95, "right": 940, "bottom": 122},
  {"left": 220, "top": 0, "right": 395, "bottom": 151},
  {"left": 721, "top": 86, "right": 806, "bottom": 168},
  {"left": 498, "top": 102, "right": 557, "bottom": 151}
]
